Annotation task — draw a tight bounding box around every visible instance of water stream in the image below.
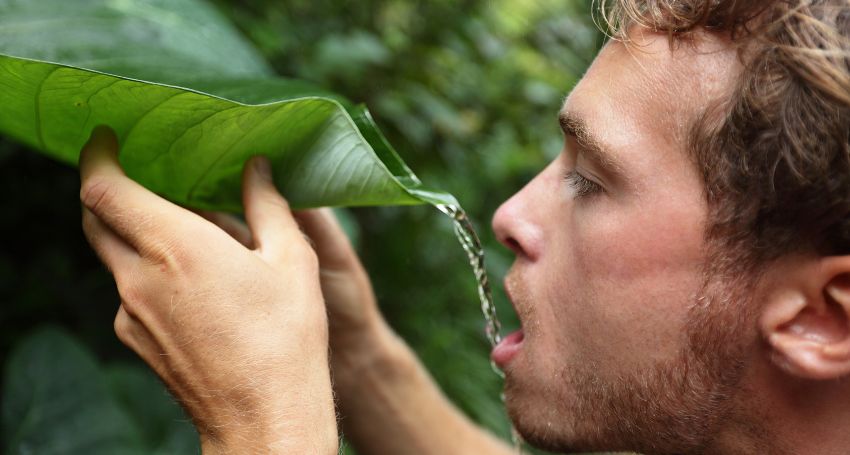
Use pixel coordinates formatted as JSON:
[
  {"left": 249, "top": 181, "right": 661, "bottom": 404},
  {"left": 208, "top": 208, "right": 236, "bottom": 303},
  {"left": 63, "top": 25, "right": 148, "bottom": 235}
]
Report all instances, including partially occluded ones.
[
  {"left": 436, "top": 204, "right": 502, "bottom": 349},
  {"left": 436, "top": 204, "right": 526, "bottom": 453}
]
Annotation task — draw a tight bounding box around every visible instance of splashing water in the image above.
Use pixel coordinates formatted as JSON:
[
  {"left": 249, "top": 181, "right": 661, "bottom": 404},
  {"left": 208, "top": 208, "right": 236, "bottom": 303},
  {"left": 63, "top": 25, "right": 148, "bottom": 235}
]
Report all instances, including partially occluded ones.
[{"left": 436, "top": 204, "right": 526, "bottom": 453}]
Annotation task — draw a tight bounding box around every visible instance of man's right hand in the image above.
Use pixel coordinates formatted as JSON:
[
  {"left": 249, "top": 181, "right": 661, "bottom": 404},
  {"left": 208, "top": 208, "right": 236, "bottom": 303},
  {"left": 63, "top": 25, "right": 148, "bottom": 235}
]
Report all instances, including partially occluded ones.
[{"left": 203, "top": 208, "right": 396, "bottom": 365}]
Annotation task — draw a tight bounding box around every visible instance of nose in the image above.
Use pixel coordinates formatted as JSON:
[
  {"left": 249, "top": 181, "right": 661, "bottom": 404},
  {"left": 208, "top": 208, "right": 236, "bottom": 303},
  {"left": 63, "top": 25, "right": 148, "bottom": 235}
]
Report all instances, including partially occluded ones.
[
  {"left": 492, "top": 198, "right": 523, "bottom": 255},
  {"left": 492, "top": 171, "right": 547, "bottom": 261}
]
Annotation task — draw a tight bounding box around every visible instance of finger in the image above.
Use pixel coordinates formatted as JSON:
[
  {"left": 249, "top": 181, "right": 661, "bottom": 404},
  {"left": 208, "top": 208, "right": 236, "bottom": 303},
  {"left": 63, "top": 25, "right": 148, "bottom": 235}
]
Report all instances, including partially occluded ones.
[
  {"left": 294, "top": 209, "right": 358, "bottom": 270},
  {"left": 242, "top": 156, "right": 301, "bottom": 259},
  {"left": 82, "top": 207, "right": 140, "bottom": 273},
  {"left": 78, "top": 126, "right": 194, "bottom": 255},
  {"left": 196, "top": 210, "right": 253, "bottom": 248}
]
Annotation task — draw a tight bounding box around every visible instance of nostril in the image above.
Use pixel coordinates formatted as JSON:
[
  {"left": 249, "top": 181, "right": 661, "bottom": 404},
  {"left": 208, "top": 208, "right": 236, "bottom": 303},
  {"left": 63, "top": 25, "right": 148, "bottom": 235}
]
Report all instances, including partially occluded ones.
[{"left": 504, "top": 236, "right": 522, "bottom": 254}]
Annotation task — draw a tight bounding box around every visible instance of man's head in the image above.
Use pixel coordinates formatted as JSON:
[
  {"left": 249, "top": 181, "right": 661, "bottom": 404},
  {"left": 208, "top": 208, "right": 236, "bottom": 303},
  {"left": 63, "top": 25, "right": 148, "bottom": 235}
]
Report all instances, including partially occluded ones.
[{"left": 491, "top": 1, "right": 850, "bottom": 453}]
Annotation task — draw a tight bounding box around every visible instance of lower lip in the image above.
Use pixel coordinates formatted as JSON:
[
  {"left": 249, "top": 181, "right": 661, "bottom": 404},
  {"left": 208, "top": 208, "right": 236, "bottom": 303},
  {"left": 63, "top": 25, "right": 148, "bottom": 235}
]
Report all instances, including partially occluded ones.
[{"left": 491, "top": 330, "right": 524, "bottom": 368}]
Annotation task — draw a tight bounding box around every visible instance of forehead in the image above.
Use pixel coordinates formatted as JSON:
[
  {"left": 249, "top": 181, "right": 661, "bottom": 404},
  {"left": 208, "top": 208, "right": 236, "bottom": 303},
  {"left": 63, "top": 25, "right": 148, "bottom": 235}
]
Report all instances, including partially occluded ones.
[{"left": 563, "top": 29, "right": 740, "bottom": 166}]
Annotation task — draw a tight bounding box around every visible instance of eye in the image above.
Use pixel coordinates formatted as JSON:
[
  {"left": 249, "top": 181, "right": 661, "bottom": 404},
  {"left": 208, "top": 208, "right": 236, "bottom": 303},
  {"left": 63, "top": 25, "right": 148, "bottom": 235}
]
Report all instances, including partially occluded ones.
[{"left": 565, "top": 170, "right": 603, "bottom": 197}]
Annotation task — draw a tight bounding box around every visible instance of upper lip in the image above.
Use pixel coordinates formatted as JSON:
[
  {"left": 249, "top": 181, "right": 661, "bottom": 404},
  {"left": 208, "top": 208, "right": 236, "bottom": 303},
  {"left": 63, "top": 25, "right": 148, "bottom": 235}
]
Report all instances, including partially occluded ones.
[
  {"left": 503, "top": 277, "right": 514, "bottom": 305},
  {"left": 503, "top": 275, "right": 520, "bottom": 315}
]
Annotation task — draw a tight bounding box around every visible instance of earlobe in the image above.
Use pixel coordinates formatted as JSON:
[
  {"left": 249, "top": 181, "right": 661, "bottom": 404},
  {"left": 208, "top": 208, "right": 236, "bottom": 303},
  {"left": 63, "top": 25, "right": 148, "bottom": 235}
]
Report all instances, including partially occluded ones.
[{"left": 760, "top": 258, "right": 850, "bottom": 380}]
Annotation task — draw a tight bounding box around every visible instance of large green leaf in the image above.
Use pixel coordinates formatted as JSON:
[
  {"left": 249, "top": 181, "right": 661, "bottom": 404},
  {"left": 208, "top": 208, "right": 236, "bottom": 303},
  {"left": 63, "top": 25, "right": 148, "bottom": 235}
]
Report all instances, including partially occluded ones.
[{"left": 0, "top": 0, "right": 457, "bottom": 210}]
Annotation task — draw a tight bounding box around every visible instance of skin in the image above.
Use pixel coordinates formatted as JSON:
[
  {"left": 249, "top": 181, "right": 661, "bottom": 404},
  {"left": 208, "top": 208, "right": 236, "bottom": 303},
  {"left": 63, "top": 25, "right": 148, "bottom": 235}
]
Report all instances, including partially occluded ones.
[
  {"left": 80, "top": 26, "right": 850, "bottom": 455},
  {"left": 79, "top": 133, "right": 338, "bottom": 454},
  {"left": 489, "top": 30, "right": 740, "bottom": 453},
  {"left": 490, "top": 29, "right": 850, "bottom": 454}
]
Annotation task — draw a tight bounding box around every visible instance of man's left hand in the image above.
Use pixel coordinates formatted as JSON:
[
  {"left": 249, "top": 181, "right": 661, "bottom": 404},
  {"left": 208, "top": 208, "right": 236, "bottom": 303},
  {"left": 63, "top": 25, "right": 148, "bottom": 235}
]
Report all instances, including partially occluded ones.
[{"left": 79, "top": 126, "right": 338, "bottom": 454}]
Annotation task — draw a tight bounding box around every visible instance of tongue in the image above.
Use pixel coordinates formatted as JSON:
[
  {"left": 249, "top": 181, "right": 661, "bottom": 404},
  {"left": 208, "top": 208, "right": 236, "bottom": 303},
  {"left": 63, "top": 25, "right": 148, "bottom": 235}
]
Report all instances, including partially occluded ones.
[{"left": 491, "top": 330, "right": 524, "bottom": 368}]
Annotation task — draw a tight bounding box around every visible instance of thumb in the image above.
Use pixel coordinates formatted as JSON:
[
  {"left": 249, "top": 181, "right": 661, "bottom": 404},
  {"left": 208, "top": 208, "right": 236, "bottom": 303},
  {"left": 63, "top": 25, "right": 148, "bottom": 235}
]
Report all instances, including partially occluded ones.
[
  {"left": 79, "top": 125, "right": 122, "bottom": 182},
  {"left": 242, "top": 156, "right": 301, "bottom": 260}
]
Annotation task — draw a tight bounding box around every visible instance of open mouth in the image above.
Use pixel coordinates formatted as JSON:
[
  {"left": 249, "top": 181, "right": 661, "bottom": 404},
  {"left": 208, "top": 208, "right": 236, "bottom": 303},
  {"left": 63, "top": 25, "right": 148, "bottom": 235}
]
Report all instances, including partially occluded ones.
[
  {"left": 491, "top": 275, "right": 525, "bottom": 367},
  {"left": 491, "top": 329, "right": 524, "bottom": 367}
]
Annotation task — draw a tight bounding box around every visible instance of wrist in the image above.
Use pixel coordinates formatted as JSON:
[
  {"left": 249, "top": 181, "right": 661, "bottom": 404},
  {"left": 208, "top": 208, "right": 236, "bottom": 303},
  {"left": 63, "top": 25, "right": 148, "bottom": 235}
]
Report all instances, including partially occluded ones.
[
  {"left": 196, "top": 370, "right": 339, "bottom": 455},
  {"left": 202, "top": 440, "right": 339, "bottom": 455},
  {"left": 200, "top": 420, "right": 340, "bottom": 455},
  {"left": 330, "top": 318, "right": 406, "bottom": 380}
]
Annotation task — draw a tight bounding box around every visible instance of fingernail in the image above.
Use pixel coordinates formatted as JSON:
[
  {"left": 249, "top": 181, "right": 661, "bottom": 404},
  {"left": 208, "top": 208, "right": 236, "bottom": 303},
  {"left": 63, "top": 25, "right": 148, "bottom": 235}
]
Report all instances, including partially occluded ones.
[
  {"left": 91, "top": 124, "right": 111, "bottom": 139},
  {"left": 80, "top": 125, "right": 118, "bottom": 166},
  {"left": 254, "top": 156, "right": 272, "bottom": 181},
  {"left": 90, "top": 125, "right": 117, "bottom": 147},
  {"left": 85, "top": 125, "right": 115, "bottom": 150}
]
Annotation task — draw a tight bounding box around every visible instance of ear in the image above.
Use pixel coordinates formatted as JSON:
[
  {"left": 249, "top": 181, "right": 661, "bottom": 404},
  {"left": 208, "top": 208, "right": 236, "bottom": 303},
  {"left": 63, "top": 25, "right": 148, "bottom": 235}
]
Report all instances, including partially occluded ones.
[{"left": 760, "top": 255, "right": 850, "bottom": 380}]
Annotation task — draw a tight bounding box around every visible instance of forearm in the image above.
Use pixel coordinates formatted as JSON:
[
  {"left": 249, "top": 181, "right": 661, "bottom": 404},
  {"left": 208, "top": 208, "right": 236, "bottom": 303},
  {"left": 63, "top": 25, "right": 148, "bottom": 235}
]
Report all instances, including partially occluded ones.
[{"left": 332, "top": 323, "right": 514, "bottom": 455}]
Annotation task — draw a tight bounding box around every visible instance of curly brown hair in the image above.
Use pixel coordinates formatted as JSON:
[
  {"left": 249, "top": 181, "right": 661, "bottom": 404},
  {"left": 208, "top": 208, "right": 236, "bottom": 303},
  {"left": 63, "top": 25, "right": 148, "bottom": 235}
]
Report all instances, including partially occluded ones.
[{"left": 599, "top": 0, "right": 850, "bottom": 269}]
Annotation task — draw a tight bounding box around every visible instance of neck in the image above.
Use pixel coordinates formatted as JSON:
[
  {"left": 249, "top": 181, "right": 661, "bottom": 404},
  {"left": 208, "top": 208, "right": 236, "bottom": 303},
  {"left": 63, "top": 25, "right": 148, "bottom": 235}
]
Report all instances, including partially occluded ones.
[{"left": 708, "top": 356, "right": 850, "bottom": 455}]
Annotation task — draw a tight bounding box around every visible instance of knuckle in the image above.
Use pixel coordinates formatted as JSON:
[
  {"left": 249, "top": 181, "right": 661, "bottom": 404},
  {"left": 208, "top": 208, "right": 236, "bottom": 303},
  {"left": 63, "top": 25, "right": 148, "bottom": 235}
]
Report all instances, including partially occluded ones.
[
  {"left": 115, "top": 275, "right": 147, "bottom": 317},
  {"left": 80, "top": 208, "right": 94, "bottom": 231},
  {"left": 80, "top": 177, "right": 118, "bottom": 214},
  {"left": 80, "top": 210, "right": 99, "bottom": 242},
  {"left": 81, "top": 213, "right": 115, "bottom": 272},
  {"left": 261, "top": 192, "right": 291, "bottom": 214},
  {"left": 135, "top": 220, "right": 193, "bottom": 272},
  {"left": 293, "top": 240, "right": 319, "bottom": 268},
  {"left": 113, "top": 307, "right": 135, "bottom": 345},
  {"left": 143, "top": 237, "right": 184, "bottom": 270}
]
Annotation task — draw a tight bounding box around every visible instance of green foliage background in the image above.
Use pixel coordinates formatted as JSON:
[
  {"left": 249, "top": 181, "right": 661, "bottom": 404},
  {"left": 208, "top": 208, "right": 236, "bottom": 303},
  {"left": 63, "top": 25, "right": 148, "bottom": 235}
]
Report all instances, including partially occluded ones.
[{"left": 0, "top": 0, "right": 601, "bottom": 452}]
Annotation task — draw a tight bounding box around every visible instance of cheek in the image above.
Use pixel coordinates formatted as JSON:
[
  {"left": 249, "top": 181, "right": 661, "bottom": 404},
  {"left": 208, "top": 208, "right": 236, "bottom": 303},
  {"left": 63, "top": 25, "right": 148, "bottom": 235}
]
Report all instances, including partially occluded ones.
[
  {"left": 562, "top": 198, "right": 708, "bottom": 367},
  {"left": 576, "top": 201, "right": 705, "bottom": 280}
]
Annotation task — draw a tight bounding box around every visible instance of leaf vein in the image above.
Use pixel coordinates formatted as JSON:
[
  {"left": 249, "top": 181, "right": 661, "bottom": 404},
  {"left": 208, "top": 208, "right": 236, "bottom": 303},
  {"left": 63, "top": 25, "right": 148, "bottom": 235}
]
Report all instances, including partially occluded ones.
[
  {"left": 33, "top": 66, "right": 62, "bottom": 151},
  {"left": 185, "top": 103, "right": 311, "bottom": 202},
  {"left": 122, "top": 90, "right": 191, "bottom": 145}
]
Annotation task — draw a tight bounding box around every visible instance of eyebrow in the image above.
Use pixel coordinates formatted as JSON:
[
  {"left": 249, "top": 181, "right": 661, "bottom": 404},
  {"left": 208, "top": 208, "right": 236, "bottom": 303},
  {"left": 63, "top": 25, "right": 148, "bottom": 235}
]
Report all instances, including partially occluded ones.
[{"left": 558, "top": 110, "right": 626, "bottom": 180}]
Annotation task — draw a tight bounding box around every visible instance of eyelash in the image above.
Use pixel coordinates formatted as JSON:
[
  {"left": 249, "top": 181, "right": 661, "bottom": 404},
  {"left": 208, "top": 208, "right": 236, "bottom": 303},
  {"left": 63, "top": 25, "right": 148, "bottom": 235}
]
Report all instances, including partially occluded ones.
[{"left": 565, "top": 170, "right": 603, "bottom": 197}]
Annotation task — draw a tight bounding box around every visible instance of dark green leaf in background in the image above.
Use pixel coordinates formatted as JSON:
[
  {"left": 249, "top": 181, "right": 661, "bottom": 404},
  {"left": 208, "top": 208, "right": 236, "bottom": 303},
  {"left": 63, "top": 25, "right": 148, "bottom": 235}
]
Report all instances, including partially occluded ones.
[
  {"left": 0, "top": 0, "right": 272, "bottom": 84},
  {"left": 2, "top": 327, "right": 199, "bottom": 455},
  {"left": 105, "top": 364, "right": 200, "bottom": 454}
]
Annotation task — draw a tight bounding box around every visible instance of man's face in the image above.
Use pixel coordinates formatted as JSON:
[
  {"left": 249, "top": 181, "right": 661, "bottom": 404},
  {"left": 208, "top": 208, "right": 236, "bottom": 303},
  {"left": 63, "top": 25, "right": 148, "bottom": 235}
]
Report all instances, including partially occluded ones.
[{"left": 491, "top": 31, "right": 749, "bottom": 453}]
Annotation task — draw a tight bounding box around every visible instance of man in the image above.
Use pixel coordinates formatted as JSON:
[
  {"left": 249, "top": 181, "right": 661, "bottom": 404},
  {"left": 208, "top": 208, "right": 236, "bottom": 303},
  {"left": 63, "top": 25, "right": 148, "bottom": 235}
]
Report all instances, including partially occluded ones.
[{"left": 78, "top": 0, "right": 850, "bottom": 453}]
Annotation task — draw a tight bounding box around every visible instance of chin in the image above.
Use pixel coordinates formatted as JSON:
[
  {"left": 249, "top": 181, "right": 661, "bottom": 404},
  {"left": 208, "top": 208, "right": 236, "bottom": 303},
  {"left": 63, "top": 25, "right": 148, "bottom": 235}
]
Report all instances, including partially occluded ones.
[
  {"left": 503, "top": 390, "right": 589, "bottom": 454},
  {"left": 505, "top": 389, "right": 633, "bottom": 454},
  {"left": 500, "top": 356, "right": 582, "bottom": 453},
  {"left": 500, "top": 344, "right": 637, "bottom": 454}
]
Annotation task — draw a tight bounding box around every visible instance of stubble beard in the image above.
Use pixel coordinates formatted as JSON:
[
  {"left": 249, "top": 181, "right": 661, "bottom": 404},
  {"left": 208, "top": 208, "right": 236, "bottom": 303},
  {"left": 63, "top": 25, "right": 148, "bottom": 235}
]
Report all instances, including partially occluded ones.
[{"left": 506, "top": 268, "right": 759, "bottom": 454}]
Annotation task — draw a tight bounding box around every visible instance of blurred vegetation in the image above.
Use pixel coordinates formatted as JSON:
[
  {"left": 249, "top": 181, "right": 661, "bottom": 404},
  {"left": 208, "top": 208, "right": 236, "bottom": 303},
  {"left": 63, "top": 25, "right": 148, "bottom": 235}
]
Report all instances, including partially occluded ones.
[{"left": 0, "top": 0, "right": 601, "bottom": 453}]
